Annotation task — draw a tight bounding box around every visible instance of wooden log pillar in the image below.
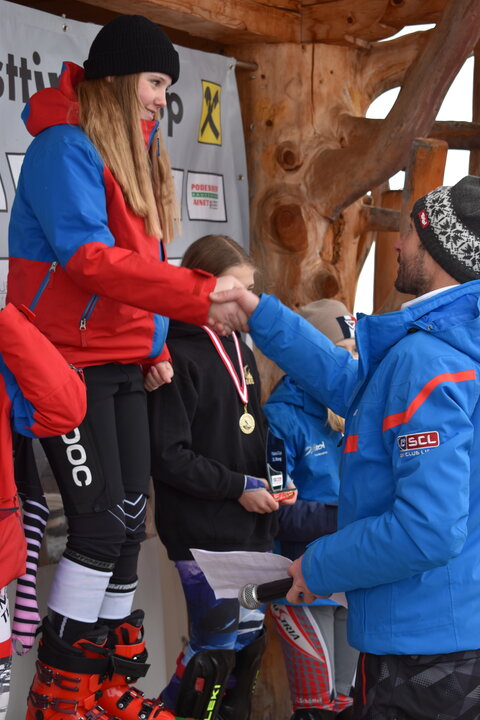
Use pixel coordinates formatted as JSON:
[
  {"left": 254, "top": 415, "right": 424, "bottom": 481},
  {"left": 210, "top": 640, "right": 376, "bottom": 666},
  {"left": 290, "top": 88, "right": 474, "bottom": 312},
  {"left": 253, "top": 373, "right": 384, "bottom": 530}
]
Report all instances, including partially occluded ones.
[
  {"left": 373, "top": 190, "right": 402, "bottom": 312},
  {"left": 469, "top": 40, "right": 480, "bottom": 176},
  {"left": 377, "top": 137, "right": 448, "bottom": 313}
]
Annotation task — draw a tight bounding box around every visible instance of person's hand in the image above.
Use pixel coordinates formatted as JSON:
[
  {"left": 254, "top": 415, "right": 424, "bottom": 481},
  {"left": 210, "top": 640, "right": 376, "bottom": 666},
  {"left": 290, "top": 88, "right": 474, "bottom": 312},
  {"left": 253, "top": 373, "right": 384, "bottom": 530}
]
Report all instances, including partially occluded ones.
[
  {"left": 210, "top": 285, "right": 260, "bottom": 317},
  {"left": 144, "top": 361, "right": 174, "bottom": 391},
  {"left": 286, "top": 556, "right": 320, "bottom": 605},
  {"left": 208, "top": 282, "right": 260, "bottom": 335},
  {"left": 213, "top": 275, "right": 245, "bottom": 293},
  {"left": 238, "top": 486, "right": 279, "bottom": 514}
]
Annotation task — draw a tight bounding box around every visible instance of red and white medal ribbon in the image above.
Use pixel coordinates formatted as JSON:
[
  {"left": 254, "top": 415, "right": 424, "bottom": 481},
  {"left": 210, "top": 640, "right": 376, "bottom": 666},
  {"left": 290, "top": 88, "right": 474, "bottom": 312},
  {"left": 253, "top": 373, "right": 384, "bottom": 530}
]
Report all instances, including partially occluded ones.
[{"left": 202, "top": 325, "right": 248, "bottom": 405}]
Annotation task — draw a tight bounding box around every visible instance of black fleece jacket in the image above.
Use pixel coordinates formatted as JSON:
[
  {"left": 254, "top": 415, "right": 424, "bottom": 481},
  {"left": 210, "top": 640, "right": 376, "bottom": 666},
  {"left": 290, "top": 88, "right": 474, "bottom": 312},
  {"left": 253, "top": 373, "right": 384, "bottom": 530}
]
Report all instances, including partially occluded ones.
[{"left": 148, "top": 320, "right": 278, "bottom": 560}]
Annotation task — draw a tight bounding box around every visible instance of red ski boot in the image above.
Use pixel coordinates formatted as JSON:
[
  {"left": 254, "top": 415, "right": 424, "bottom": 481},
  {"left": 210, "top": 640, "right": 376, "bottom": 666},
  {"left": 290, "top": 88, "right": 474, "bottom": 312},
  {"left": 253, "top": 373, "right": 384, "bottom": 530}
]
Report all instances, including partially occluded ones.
[
  {"left": 26, "top": 618, "right": 112, "bottom": 720},
  {"left": 100, "top": 610, "right": 175, "bottom": 720}
]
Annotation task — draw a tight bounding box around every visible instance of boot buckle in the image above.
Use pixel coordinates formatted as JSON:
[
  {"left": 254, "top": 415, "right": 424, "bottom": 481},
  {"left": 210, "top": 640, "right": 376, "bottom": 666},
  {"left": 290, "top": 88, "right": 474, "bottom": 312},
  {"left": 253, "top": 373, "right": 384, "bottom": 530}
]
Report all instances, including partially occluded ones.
[
  {"left": 36, "top": 659, "right": 81, "bottom": 691},
  {"left": 85, "top": 706, "right": 110, "bottom": 719},
  {"left": 139, "top": 699, "right": 154, "bottom": 719},
  {"left": 29, "top": 689, "right": 79, "bottom": 714},
  {"left": 116, "top": 690, "right": 135, "bottom": 709}
]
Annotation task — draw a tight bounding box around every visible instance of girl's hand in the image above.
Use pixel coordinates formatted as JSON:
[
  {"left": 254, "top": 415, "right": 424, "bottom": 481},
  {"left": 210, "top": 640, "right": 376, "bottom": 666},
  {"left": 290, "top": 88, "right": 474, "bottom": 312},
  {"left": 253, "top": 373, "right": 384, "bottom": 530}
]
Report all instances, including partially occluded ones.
[
  {"left": 238, "top": 488, "right": 279, "bottom": 514},
  {"left": 144, "top": 361, "right": 174, "bottom": 391}
]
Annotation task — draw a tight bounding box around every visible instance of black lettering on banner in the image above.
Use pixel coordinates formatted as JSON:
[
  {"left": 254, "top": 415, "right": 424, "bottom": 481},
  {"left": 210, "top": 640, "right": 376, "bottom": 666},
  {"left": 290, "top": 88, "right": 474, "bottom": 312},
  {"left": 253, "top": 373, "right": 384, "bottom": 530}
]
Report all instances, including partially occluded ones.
[
  {"left": 166, "top": 92, "right": 183, "bottom": 137},
  {"left": 0, "top": 51, "right": 59, "bottom": 103}
]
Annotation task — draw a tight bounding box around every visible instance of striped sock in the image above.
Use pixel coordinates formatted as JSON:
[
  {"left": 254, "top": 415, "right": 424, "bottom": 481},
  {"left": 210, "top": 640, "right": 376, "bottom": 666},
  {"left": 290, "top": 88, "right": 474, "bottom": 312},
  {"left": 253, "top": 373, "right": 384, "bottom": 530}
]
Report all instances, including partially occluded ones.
[{"left": 11, "top": 496, "right": 49, "bottom": 654}]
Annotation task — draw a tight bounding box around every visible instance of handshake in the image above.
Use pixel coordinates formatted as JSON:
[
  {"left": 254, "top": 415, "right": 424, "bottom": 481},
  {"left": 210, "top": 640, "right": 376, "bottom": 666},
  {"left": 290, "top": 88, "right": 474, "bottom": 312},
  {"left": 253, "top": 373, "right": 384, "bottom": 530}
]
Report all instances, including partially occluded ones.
[{"left": 207, "top": 277, "right": 260, "bottom": 336}]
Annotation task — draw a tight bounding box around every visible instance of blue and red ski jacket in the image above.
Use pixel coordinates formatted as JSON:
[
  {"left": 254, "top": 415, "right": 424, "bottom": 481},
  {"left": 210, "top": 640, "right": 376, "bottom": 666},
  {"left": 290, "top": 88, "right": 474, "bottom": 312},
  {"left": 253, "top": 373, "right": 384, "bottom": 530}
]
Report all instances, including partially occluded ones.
[
  {"left": 7, "top": 62, "right": 216, "bottom": 368},
  {"left": 249, "top": 283, "right": 480, "bottom": 655}
]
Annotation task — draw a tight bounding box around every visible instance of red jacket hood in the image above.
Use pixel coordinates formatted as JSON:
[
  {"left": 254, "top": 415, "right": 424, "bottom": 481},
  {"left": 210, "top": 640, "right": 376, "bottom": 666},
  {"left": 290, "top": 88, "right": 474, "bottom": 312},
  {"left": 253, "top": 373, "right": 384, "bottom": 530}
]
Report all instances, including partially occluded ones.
[
  {"left": 22, "top": 62, "right": 158, "bottom": 144},
  {"left": 23, "top": 62, "right": 82, "bottom": 136}
]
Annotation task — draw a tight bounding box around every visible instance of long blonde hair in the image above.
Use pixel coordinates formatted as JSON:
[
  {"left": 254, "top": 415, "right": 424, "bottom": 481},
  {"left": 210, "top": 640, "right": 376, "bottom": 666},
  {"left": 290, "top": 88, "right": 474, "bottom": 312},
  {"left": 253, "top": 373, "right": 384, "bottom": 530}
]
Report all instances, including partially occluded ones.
[
  {"left": 76, "top": 74, "right": 178, "bottom": 241},
  {"left": 327, "top": 408, "right": 345, "bottom": 433}
]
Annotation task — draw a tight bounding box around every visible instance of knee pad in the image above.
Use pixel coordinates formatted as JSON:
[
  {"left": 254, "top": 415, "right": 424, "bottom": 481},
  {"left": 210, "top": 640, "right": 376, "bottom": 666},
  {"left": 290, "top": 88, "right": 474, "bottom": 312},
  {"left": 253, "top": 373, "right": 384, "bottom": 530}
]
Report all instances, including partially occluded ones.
[{"left": 66, "top": 507, "right": 127, "bottom": 565}]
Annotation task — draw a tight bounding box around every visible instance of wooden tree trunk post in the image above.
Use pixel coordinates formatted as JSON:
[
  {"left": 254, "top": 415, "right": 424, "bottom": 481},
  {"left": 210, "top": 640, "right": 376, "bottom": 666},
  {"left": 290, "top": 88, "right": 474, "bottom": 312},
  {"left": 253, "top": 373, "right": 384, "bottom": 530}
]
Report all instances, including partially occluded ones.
[
  {"left": 469, "top": 40, "right": 480, "bottom": 176},
  {"left": 373, "top": 190, "right": 402, "bottom": 312},
  {"left": 377, "top": 137, "right": 448, "bottom": 313}
]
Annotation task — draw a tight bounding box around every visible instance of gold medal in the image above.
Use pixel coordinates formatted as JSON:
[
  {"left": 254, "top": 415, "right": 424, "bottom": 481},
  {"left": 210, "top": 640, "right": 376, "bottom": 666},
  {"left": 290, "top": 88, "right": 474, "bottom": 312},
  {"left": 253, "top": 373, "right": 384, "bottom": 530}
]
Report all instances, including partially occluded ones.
[
  {"left": 239, "top": 411, "right": 256, "bottom": 434},
  {"left": 202, "top": 326, "right": 256, "bottom": 435}
]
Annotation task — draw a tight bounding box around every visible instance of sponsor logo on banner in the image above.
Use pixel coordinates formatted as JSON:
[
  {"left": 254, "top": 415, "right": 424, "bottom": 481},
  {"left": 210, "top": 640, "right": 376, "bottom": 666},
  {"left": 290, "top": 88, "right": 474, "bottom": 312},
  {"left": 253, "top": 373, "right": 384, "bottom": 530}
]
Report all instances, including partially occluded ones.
[
  {"left": 198, "top": 80, "right": 222, "bottom": 145},
  {"left": 398, "top": 431, "right": 440, "bottom": 457},
  {"left": 187, "top": 171, "right": 227, "bottom": 222}
]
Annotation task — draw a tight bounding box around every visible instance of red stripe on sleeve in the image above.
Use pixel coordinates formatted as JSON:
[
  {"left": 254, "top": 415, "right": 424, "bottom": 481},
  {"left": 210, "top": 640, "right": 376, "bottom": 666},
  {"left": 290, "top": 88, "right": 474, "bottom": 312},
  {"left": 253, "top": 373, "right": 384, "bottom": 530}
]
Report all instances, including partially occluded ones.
[{"left": 382, "top": 370, "right": 476, "bottom": 432}]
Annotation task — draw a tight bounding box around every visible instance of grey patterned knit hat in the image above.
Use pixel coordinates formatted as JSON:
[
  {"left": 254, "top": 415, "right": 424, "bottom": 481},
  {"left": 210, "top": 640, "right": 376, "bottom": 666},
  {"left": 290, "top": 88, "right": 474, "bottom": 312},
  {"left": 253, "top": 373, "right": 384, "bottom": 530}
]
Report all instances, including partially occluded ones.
[{"left": 412, "top": 175, "right": 480, "bottom": 283}]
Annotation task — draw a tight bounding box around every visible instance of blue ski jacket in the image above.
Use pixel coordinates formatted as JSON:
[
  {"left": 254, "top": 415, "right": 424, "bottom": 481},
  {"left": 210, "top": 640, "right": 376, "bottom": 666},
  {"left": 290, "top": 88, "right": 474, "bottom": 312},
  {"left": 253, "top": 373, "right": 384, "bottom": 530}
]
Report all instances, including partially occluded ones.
[
  {"left": 263, "top": 375, "right": 342, "bottom": 607},
  {"left": 263, "top": 375, "right": 341, "bottom": 560},
  {"left": 249, "top": 283, "right": 480, "bottom": 655}
]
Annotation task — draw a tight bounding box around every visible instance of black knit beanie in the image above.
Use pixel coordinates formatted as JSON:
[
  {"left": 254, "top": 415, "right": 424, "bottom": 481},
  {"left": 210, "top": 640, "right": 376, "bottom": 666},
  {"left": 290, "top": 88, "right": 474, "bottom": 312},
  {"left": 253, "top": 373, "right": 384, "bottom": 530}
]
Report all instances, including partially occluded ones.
[
  {"left": 84, "top": 15, "right": 180, "bottom": 84},
  {"left": 412, "top": 175, "right": 480, "bottom": 283}
]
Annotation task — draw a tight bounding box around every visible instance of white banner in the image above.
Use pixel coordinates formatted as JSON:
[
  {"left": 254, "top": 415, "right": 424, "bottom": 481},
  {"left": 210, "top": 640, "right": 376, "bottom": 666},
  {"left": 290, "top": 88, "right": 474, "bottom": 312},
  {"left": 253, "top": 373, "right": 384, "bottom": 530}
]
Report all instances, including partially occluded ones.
[{"left": 0, "top": 0, "right": 249, "bottom": 301}]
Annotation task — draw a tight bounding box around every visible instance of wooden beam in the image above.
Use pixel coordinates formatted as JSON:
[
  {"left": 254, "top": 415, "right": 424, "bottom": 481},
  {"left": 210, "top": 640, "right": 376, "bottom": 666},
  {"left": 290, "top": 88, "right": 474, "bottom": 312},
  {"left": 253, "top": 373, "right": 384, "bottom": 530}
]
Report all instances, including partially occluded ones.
[
  {"left": 301, "top": 0, "right": 395, "bottom": 44},
  {"left": 301, "top": 0, "right": 448, "bottom": 44},
  {"left": 358, "top": 30, "right": 431, "bottom": 102},
  {"left": 469, "top": 40, "right": 480, "bottom": 175},
  {"left": 380, "top": 0, "right": 449, "bottom": 30},
  {"left": 341, "top": 116, "right": 480, "bottom": 151},
  {"left": 373, "top": 190, "right": 402, "bottom": 312},
  {"left": 356, "top": 204, "right": 401, "bottom": 234},
  {"left": 74, "top": 0, "right": 301, "bottom": 43},
  {"left": 308, "top": 0, "right": 480, "bottom": 220},
  {"left": 377, "top": 137, "right": 448, "bottom": 313}
]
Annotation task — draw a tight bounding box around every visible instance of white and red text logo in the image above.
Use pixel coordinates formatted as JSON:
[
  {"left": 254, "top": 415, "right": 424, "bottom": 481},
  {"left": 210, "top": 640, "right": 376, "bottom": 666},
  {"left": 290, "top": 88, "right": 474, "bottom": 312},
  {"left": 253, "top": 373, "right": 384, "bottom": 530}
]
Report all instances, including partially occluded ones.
[
  {"left": 417, "top": 209, "right": 430, "bottom": 228},
  {"left": 397, "top": 431, "right": 440, "bottom": 452}
]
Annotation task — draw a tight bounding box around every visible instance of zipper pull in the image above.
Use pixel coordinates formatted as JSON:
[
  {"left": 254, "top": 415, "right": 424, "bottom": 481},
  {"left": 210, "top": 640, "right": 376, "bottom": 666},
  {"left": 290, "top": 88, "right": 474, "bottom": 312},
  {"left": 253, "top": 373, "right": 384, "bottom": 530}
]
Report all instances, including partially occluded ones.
[{"left": 79, "top": 318, "right": 87, "bottom": 347}]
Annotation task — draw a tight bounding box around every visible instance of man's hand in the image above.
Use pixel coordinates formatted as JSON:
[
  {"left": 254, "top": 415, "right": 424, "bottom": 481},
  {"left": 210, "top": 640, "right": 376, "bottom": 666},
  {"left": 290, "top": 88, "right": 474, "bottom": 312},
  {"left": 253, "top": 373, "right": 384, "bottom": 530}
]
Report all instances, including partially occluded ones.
[
  {"left": 144, "top": 361, "right": 174, "bottom": 392},
  {"left": 286, "top": 556, "right": 320, "bottom": 605},
  {"left": 208, "top": 283, "right": 260, "bottom": 335}
]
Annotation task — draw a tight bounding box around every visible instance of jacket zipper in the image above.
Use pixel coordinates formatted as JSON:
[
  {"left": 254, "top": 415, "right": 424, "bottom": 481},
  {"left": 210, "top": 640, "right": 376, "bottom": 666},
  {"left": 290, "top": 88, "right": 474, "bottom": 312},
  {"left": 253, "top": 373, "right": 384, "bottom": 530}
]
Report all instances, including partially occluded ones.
[
  {"left": 29, "top": 261, "right": 57, "bottom": 311},
  {"left": 79, "top": 295, "right": 99, "bottom": 347}
]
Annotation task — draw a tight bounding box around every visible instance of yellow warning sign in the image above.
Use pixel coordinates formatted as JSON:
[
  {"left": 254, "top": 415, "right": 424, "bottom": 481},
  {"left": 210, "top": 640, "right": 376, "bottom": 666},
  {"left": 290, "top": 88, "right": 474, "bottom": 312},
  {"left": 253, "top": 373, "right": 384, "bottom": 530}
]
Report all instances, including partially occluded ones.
[{"left": 198, "top": 81, "right": 222, "bottom": 145}]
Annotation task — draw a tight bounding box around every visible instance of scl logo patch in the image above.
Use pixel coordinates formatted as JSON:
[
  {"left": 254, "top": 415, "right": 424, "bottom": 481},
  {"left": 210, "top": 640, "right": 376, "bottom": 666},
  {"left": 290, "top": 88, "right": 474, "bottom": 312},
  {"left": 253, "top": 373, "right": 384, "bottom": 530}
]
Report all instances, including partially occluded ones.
[
  {"left": 198, "top": 80, "right": 222, "bottom": 145},
  {"left": 398, "top": 431, "right": 440, "bottom": 451}
]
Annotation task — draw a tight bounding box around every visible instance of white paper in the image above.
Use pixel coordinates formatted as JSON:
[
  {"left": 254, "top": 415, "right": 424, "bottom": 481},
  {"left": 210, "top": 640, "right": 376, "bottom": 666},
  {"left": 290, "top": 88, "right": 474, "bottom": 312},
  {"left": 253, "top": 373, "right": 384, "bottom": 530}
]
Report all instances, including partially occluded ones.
[
  {"left": 190, "top": 549, "right": 291, "bottom": 599},
  {"left": 190, "top": 548, "right": 347, "bottom": 607}
]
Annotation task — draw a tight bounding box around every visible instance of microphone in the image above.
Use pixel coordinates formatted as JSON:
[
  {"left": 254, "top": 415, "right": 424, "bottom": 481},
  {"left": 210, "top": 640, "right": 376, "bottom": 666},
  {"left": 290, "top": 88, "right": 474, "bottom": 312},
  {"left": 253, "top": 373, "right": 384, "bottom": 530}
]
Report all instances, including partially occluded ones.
[{"left": 238, "top": 577, "right": 293, "bottom": 609}]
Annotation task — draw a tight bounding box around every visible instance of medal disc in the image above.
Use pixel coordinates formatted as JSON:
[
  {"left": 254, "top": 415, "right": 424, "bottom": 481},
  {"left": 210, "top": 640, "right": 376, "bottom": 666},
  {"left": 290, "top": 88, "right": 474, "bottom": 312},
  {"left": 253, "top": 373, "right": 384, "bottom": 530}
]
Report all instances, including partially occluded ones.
[{"left": 239, "top": 412, "right": 255, "bottom": 434}]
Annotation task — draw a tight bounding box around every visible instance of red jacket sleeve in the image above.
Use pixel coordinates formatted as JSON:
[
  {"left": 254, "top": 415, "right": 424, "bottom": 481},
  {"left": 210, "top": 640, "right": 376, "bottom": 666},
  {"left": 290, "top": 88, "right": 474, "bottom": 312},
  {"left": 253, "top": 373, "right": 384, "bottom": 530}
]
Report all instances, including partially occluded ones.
[
  {"left": 66, "top": 242, "right": 217, "bottom": 326},
  {"left": 1, "top": 304, "right": 87, "bottom": 437}
]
